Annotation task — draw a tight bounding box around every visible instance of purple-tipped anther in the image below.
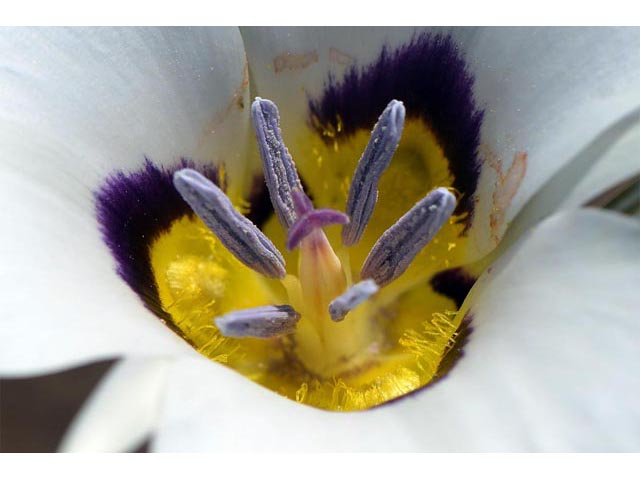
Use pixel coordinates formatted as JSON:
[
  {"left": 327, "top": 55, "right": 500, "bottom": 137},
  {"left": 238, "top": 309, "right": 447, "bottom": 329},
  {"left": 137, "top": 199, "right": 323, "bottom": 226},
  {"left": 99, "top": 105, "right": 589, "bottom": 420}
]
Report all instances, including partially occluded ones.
[
  {"left": 215, "top": 305, "right": 301, "bottom": 338},
  {"left": 173, "top": 168, "right": 286, "bottom": 279},
  {"left": 329, "top": 279, "right": 379, "bottom": 321},
  {"left": 361, "top": 187, "right": 456, "bottom": 287},
  {"left": 251, "top": 97, "right": 304, "bottom": 229},
  {"left": 342, "top": 100, "right": 406, "bottom": 246}
]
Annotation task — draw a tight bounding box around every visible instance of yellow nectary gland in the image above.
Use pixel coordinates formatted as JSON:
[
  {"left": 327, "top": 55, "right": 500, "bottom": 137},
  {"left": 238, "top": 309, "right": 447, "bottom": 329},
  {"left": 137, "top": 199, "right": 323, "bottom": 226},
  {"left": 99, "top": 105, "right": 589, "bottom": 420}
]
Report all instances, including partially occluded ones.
[{"left": 150, "top": 120, "right": 470, "bottom": 411}]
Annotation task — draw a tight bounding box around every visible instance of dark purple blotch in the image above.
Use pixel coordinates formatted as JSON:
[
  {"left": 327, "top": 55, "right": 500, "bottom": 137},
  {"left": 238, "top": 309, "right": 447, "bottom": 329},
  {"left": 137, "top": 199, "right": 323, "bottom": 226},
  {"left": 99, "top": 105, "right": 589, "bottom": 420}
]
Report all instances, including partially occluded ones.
[
  {"left": 308, "top": 32, "right": 483, "bottom": 227},
  {"left": 95, "top": 159, "right": 220, "bottom": 319},
  {"left": 246, "top": 174, "right": 276, "bottom": 229},
  {"left": 430, "top": 267, "right": 477, "bottom": 309}
]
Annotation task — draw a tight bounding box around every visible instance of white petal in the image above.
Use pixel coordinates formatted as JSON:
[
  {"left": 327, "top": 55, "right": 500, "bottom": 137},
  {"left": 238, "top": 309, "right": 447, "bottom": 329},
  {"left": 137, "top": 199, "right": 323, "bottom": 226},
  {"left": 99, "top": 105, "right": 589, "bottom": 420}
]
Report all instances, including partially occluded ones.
[
  {"left": 558, "top": 115, "right": 640, "bottom": 209},
  {"left": 59, "top": 358, "right": 170, "bottom": 452},
  {"left": 242, "top": 27, "right": 640, "bottom": 258},
  {"left": 241, "top": 27, "right": 456, "bottom": 126},
  {"left": 0, "top": 28, "right": 248, "bottom": 375},
  {"left": 498, "top": 107, "right": 640, "bottom": 252},
  {"left": 153, "top": 209, "right": 640, "bottom": 451},
  {"left": 467, "top": 27, "right": 640, "bottom": 253},
  {"left": 0, "top": 27, "right": 250, "bottom": 176}
]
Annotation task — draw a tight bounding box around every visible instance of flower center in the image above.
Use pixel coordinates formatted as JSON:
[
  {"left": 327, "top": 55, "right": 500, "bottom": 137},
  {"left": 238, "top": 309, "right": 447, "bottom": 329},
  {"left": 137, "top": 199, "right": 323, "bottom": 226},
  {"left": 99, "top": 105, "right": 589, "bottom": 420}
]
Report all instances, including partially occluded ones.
[{"left": 150, "top": 98, "right": 472, "bottom": 410}]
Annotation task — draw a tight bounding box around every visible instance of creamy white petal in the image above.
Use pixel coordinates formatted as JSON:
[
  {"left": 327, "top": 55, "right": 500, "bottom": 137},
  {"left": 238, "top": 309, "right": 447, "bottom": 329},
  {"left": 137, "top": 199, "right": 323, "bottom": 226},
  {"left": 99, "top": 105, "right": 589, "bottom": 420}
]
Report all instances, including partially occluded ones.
[
  {"left": 0, "top": 27, "right": 251, "bottom": 179},
  {"left": 559, "top": 119, "right": 640, "bottom": 209},
  {"left": 467, "top": 27, "right": 640, "bottom": 253},
  {"left": 0, "top": 27, "right": 249, "bottom": 375},
  {"left": 499, "top": 107, "right": 640, "bottom": 252},
  {"left": 153, "top": 209, "right": 640, "bottom": 452},
  {"left": 59, "top": 358, "right": 170, "bottom": 452},
  {"left": 240, "top": 27, "right": 466, "bottom": 126},
  {"left": 241, "top": 27, "right": 640, "bottom": 258}
]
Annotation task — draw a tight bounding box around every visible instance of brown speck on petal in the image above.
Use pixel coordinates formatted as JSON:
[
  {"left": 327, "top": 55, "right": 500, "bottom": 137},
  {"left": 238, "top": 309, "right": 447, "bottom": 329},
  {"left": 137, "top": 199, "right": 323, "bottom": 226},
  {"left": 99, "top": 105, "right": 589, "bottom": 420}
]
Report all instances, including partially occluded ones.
[
  {"left": 329, "top": 47, "right": 354, "bottom": 66},
  {"left": 488, "top": 150, "right": 528, "bottom": 245},
  {"left": 273, "top": 50, "right": 319, "bottom": 73}
]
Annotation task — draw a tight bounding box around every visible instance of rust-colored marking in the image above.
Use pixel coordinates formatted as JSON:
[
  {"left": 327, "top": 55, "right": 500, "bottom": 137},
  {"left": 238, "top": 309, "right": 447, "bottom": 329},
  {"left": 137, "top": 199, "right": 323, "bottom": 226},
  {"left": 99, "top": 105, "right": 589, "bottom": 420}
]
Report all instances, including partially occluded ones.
[
  {"left": 273, "top": 50, "right": 319, "bottom": 73},
  {"left": 199, "top": 60, "right": 250, "bottom": 146},
  {"left": 484, "top": 149, "right": 528, "bottom": 245},
  {"left": 239, "top": 62, "right": 250, "bottom": 106},
  {"left": 329, "top": 47, "right": 354, "bottom": 66},
  {"left": 216, "top": 60, "right": 249, "bottom": 122}
]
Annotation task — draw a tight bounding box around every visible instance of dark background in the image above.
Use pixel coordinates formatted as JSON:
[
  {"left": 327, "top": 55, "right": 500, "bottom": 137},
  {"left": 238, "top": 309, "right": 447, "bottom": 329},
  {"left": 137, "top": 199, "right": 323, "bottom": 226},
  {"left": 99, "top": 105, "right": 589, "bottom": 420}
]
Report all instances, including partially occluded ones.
[{"left": 0, "top": 360, "right": 116, "bottom": 452}]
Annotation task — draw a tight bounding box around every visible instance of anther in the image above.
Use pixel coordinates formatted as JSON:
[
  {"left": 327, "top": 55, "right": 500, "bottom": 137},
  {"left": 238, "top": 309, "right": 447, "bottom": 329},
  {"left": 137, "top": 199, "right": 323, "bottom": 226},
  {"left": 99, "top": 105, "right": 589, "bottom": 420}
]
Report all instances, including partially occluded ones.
[
  {"left": 173, "top": 169, "right": 287, "bottom": 279},
  {"left": 342, "top": 100, "right": 406, "bottom": 246},
  {"left": 215, "top": 305, "right": 301, "bottom": 338},
  {"left": 287, "top": 192, "right": 349, "bottom": 251},
  {"left": 251, "top": 97, "right": 304, "bottom": 229},
  {"left": 360, "top": 187, "right": 456, "bottom": 287},
  {"left": 328, "top": 279, "right": 379, "bottom": 322}
]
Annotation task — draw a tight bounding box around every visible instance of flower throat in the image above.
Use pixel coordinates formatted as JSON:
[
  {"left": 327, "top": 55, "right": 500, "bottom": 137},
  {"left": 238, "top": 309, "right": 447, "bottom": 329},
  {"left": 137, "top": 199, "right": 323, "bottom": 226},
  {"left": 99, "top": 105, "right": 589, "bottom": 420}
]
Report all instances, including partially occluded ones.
[{"left": 150, "top": 98, "right": 469, "bottom": 410}]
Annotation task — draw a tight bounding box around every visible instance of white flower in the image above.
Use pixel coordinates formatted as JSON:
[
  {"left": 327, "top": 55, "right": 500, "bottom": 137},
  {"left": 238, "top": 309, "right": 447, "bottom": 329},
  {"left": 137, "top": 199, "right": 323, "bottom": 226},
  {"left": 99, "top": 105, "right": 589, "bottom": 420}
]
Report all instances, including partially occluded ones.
[{"left": 0, "top": 27, "right": 639, "bottom": 452}]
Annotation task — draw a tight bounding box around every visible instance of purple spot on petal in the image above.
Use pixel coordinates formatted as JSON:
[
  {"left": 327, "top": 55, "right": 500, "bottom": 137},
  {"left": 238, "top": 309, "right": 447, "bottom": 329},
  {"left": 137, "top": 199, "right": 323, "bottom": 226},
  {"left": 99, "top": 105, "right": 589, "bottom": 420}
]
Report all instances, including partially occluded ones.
[
  {"left": 308, "top": 32, "right": 483, "bottom": 228},
  {"left": 94, "top": 158, "right": 220, "bottom": 319},
  {"left": 430, "top": 267, "right": 477, "bottom": 309},
  {"left": 246, "top": 174, "right": 275, "bottom": 229},
  {"left": 430, "top": 313, "right": 473, "bottom": 384}
]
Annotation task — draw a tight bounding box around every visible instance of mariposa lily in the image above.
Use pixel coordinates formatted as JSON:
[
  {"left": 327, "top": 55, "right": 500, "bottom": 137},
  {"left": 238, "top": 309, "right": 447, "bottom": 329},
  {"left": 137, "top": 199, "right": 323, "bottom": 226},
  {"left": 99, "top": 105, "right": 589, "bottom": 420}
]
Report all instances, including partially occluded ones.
[{"left": 0, "top": 27, "right": 638, "bottom": 452}]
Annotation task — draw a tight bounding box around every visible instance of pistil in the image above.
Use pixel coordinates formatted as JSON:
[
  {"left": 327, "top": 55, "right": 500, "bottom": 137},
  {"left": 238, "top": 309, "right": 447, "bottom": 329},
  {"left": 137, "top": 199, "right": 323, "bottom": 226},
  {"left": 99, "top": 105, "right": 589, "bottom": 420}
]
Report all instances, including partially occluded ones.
[{"left": 286, "top": 190, "right": 349, "bottom": 251}]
